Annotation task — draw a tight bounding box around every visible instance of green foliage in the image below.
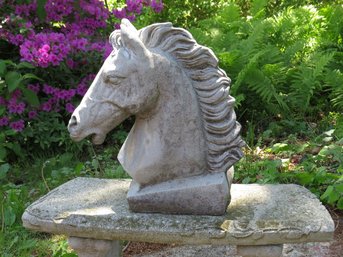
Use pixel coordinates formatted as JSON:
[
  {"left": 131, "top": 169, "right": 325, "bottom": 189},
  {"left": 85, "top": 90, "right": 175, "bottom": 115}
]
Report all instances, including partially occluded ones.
[
  {"left": 190, "top": 2, "right": 343, "bottom": 130},
  {"left": 136, "top": 0, "right": 228, "bottom": 28},
  {"left": 235, "top": 113, "right": 343, "bottom": 210},
  {"left": 0, "top": 142, "right": 130, "bottom": 256},
  {"left": 0, "top": 60, "right": 41, "bottom": 105}
]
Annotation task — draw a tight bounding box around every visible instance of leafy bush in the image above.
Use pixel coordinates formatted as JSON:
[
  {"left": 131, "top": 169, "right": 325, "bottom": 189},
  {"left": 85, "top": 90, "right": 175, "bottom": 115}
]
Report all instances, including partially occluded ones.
[
  {"left": 136, "top": 0, "right": 227, "bottom": 28},
  {"left": 190, "top": 1, "right": 343, "bottom": 133},
  {"left": 235, "top": 112, "right": 343, "bottom": 210},
  {"left": 0, "top": 0, "right": 163, "bottom": 162}
]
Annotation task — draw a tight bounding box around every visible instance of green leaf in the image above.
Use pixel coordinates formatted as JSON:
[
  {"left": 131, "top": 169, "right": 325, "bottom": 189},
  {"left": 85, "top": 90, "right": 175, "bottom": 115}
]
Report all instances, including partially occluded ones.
[
  {"left": 337, "top": 197, "right": 343, "bottom": 210},
  {"left": 18, "top": 239, "right": 37, "bottom": 250},
  {"left": 296, "top": 172, "right": 314, "bottom": 186},
  {"left": 0, "top": 163, "right": 10, "bottom": 180},
  {"left": 270, "top": 143, "right": 289, "bottom": 153},
  {"left": 242, "top": 177, "right": 251, "bottom": 184},
  {"left": 328, "top": 190, "right": 340, "bottom": 205},
  {"left": 251, "top": 0, "right": 268, "bottom": 18},
  {"left": 334, "top": 116, "right": 343, "bottom": 139},
  {"left": 323, "top": 129, "right": 335, "bottom": 136},
  {"left": 60, "top": 253, "right": 78, "bottom": 257},
  {"left": 22, "top": 73, "right": 43, "bottom": 81},
  {"left": 17, "top": 62, "right": 35, "bottom": 69},
  {"left": 74, "top": 163, "right": 84, "bottom": 176},
  {"left": 321, "top": 185, "right": 334, "bottom": 200},
  {"left": 4, "top": 206, "right": 16, "bottom": 226},
  {"left": 22, "top": 88, "right": 40, "bottom": 106},
  {"left": 334, "top": 183, "right": 343, "bottom": 192},
  {"left": 3, "top": 60, "right": 16, "bottom": 67},
  {"left": 0, "top": 106, "right": 5, "bottom": 116},
  {"left": 5, "top": 71, "right": 22, "bottom": 92},
  {"left": 218, "top": 4, "right": 241, "bottom": 23},
  {"left": 0, "top": 60, "right": 6, "bottom": 76},
  {"left": 92, "top": 159, "right": 99, "bottom": 171},
  {"left": 0, "top": 146, "right": 6, "bottom": 161},
  {"left": 37, "top": 0, "right": 47, "bottom": 21},
  {"left": 10, "top": 143, "right": 23, "bottom": 157}
]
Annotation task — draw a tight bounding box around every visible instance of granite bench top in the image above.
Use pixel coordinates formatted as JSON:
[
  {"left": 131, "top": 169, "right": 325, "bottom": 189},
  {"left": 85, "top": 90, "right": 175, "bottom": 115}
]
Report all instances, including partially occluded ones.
[{"left": 22, "top": 178, "right": 334, "bottom": 246}]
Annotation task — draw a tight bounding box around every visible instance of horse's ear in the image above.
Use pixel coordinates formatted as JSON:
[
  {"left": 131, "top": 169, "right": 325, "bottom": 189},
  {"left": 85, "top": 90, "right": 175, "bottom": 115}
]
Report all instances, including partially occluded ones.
[{"left": 120, "top": 19, "right": 149, "bottom": 58}]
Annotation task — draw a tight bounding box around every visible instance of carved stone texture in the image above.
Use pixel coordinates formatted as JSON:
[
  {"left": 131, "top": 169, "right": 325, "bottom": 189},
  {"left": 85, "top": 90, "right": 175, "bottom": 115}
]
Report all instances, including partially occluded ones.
[
  {"left": 68, "top": 237, "right": 121, "bottom": 257},
  {"left": 67, "top": 19, "right": 245, "bottom": 215},
  {"left": 237, "top": 245, "right": 283, "bottom": 257},
  {"left": 22, "top": 178, "right": 334, "bottom": 246}
]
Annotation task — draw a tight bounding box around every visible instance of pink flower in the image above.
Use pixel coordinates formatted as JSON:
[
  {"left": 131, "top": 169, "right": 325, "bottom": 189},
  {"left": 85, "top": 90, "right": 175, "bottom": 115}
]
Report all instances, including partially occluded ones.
[
  {"left": 20, "top": 32, "right": 71, "bottom": 67},
  {"left": 126, "top": 0, "right": 143, "bottom": 14},
  {"left": 76, "top": 84, "right": 87, "bottom": 96},
  {"left": 151, "top": 0, "right": 163, "bottom": 13},
  {"left": 10, "top": 120, "right": 25, "bottom": 132},
  {"left": 70, "top": 38, "right": 88, "bottom": 51},
  {"left": 127, "top": 14, "right": 136, "bottom": 22},
  {"left": 28, "top": 110, "right": 38, "bottom": 119},
  {"left": 0, "top": 96, "right": 6, "bottom": 106},
  {"left": 103, "top": 42, "right": 113, "bottom": 59},
  {"left": 113, "top": 8, "right": 127, "bottom": 19},
  {"left": 12, "top": 89, "right": 22, "bottom": 99},
  {"left": 45, "top": 0, "right": 74, "bottom": 22},
  {"left": 43, "top": 84, "right": 55, "bottom": 94},
  {"left": 65, "top": 103, "right": 75, "bottom": 113},
  {"left": 114, "top": 23, "right": 121, "bottom": 30},
  {"left": 66, "top": 59, "right": 74, "bottom": 68},
  {"left": 8, "top": 102, "right": 26, "bottom": 114},
  {"left": 41, "top": 102, "right": 52, "bottom": 112},
  {"left": 0, "top": 117, "right": 10, "bottom": 126},
  {"left": 41, "top": 44, "right": 50, "bottom": 52},
  {"left": 28, "top": 84, "right": 40, "bottom": 93}
]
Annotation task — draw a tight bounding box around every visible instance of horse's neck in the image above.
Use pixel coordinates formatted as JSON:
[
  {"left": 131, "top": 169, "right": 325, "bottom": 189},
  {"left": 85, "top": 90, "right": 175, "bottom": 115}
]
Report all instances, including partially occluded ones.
[{"left": 118, "top": 64, "right": 208, "bottom": 186}]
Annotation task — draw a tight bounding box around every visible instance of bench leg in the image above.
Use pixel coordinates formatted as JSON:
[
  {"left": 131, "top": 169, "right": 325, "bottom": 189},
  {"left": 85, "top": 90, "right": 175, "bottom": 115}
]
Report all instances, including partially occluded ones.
[
  {"left": 237, "top": 244, "right": 283, "bottom": 257},
  {"left": 68, "top": 237, "right": 121, "bottom": 257}
]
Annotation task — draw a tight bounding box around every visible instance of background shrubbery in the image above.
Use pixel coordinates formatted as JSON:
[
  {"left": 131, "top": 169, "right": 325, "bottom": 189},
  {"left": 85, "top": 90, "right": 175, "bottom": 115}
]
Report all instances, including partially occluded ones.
[{"left": 0, "top": 0, "right": 342, "bottom": 256}]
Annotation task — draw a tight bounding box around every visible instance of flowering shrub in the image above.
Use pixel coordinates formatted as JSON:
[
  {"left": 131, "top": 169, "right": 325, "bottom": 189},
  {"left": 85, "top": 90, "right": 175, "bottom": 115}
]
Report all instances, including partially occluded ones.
[{"left": 0, "top": 0, "right": 163, "bottom": 160}]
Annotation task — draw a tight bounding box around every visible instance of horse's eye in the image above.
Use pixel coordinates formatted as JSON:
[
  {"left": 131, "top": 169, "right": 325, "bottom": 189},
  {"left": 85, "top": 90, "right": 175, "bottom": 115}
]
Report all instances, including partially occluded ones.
[{"left": 103, "top": 74, "right": 126, "bottom": 86}]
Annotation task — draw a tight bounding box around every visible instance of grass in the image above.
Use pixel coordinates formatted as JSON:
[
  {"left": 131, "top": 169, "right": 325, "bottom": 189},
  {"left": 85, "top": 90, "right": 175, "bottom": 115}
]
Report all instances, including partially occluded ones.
[{"left": 0, "top": 141, "right": 128, "bottom": 257}]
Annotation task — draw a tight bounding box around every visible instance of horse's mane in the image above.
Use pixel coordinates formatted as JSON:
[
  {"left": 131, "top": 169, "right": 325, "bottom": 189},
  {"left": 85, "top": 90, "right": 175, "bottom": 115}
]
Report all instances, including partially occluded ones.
[{"left": 112, "top": 23, "right": 245, "bottom": 173}]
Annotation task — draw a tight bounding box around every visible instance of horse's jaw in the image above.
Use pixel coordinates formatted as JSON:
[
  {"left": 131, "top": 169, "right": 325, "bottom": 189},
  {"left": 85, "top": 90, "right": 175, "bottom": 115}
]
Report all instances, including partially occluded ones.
[{"left": 69, "top": 126, "right": 106, "bottom": 145}]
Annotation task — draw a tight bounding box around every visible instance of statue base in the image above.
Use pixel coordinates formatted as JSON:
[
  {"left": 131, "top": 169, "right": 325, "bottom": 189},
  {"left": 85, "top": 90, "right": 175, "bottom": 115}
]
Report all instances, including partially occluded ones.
[{"left": 127, "top": 172, "right": 230, "bottom": 215}]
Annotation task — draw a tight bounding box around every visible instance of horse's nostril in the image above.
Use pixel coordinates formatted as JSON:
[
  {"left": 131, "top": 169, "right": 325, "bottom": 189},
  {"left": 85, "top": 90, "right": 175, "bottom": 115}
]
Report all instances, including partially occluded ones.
[{"left": 68, "top": 115, "right": 78, "bottom": 129}]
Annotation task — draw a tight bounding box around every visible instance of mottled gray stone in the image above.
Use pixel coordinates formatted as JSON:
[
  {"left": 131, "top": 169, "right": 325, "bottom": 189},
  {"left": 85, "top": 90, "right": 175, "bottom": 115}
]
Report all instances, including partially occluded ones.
[
  {"left": 127, "top": 172, "right": 230, "bottom": 215},
  {"left": 22, "top": 178, "right": 334, "bottom": 246},
  {"left": 236, "top": 244, "right": 282, "bottom": 257},
  {"left": 68, "top": 237, "right": 121, "bottom": 257},
  {"left": 67, "top": 19, "right": 244, "bottom": 215}
]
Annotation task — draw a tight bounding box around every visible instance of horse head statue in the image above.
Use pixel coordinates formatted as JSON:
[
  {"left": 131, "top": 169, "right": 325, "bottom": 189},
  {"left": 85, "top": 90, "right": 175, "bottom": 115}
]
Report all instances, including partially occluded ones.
[{"left": 68, "top": 19, "right": 244, "bottom": 215}]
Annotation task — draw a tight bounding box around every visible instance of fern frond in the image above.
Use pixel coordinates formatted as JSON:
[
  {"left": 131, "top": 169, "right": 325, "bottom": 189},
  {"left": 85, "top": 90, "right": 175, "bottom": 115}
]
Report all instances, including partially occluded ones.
[
  {"left": 290, "top": 52, "right": 334, "bottom": 112},
  {"left": 231, "top": 49, "right": 265, "bottom": 95},
  {"left": 325, "top": 69, "right": 343, "bottom": 111},
  {"left": 246, "top": 65, "right": 289, "bottom": 112},
  {"left": 251, "top": 0, "right": 268, "bottom": 18},
  {"left": 312, "top": 52, "right": 335, "bottom": 78}
]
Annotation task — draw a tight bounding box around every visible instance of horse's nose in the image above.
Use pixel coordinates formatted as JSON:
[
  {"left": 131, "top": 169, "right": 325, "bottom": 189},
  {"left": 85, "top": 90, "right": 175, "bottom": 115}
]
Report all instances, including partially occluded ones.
[{"left": 68, "top": 115, "right": 78, "bottom": 131}]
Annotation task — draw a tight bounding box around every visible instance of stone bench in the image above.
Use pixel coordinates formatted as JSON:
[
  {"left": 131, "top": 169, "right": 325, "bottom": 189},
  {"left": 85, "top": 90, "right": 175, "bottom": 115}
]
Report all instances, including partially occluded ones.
[{"left": 22, "top": 177, "right": 334, "bottom": 257}]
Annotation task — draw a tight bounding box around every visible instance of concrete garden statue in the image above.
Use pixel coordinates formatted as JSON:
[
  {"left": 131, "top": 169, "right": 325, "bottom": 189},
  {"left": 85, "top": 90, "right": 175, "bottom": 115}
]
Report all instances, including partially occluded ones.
[{"left": 68, "top": 19, "right": 245, "bottom": 215}]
